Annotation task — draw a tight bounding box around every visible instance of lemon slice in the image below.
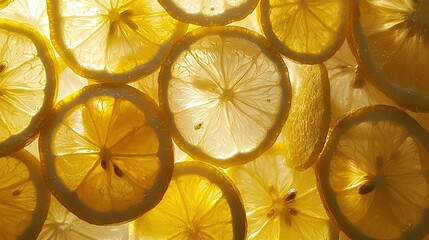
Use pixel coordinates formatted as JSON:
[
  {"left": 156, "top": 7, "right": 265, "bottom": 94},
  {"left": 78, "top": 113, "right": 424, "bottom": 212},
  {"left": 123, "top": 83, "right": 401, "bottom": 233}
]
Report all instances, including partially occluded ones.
[
  {"left": 0, "top": 18, "right": 57, "bottom": 155},
  {"left": 227, "top": 143, "right": 336, "bottom": 239},
  {"left": 0, "top": 149, "right": 50, "bottom": 239},
  {"left": 129, "top": 160, "right": 247, "bottom": 240},
  {"left": 38, "top": 196, "right": 128, "bottom": 240},
  {"left": 159, "top": 26, "right": 291, "bottom": 168},
  {"left": 282, "top": 62, "right": 330, "bottom": 170},
  {"left": 47, "top": 0, "right": 188, "bottom": 83},
  {"left": 350, "top": 0, "right": 429, "bottom": 112},
  {"left": 39, "top": 83, "right": 174, "bottom": 225},
  {"left": 324, "top": 40, "right": 398, "bottom": 122},
  {"left": 259, "top": 0, "right": 348, "bottom": 64},
  {"left": 317, "top": 105, "right": 429, "bottom": 239},
  {"left": 158, "top": 0, "right": 259, "bottom": 26}
]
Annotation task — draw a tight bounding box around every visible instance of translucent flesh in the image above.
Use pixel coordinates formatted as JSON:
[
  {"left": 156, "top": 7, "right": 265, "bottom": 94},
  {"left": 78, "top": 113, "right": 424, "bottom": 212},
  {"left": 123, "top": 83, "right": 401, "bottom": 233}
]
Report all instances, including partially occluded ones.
[
  {"left": 37, "top": 197, "right": 128, "bottom": 240},
  {"left": 359, "top": 0, "right": 429, "bottom": 95},
  {"left": 170, "top": 0, "right": 248, "bottom": 16},
  {"left": 0, "top": 156, "right": 37, "bottom": 239},
  {"left": 0, "top": 29, "right": 46, "bottom": 142},
  {"left": 329, "top": 120, "right": 429, "bottom": 239},
  {"left": 324, "top": 41, "right": 397, "bottom": 122},
  {"left": 130, "top": 174, "right": 234, "bottom": 239},
  {"left": 129, "top": 68, "right": 160, "bottom": 105},
  {"left": 168, "top": 34, "right": 283, "bottom": 160},
  {"left": 52, "top": 96, "right": 160, "bottom": 212},
  {"left": 57, "top": 0, "right": 182, "bottom": 73},
  {"left": 282, "top": 63, "right": 329, "bottom": 170},
  {"left": 268, "top": 0, "right": 342, "bottom": 54},
  {"left": 228, "top": 147, "right": 331, "bottom": 239}
]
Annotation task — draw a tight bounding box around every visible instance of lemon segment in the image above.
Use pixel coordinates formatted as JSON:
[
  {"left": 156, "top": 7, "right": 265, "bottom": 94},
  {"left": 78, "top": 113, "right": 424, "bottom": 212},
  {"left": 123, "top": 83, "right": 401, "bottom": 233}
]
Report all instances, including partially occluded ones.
[
  {"left": 129, "top": 161, "right": 247, "bottom": 240},
  {"left": 0, "top": 150, "right": 50, "bottom": 240},
  {"left": 260, "top": 0, "right": 347, "bottom": 64},
  {"left": 350, "top": 0, "right": 429, "bottom": 112},
  {"left": 0, "top": 19, "right": 57, "bottom": 155},
  {"left": 47, "top": 0, "right": 187, "bottom": 83},
  {"left": 317, "top": 105, "right": 429, "bottom": 239},
  {"left": 282, "top": 62, "right": 330, "bottom": 170},
  {"left": 227, "top": 143, "right": 335, "bottom": 239},
  {"left": 159, "top": 26, "right": 291, "bottom": 167},
  {"left": 39, "top": 84, "right": 174, "bottom": 225}
]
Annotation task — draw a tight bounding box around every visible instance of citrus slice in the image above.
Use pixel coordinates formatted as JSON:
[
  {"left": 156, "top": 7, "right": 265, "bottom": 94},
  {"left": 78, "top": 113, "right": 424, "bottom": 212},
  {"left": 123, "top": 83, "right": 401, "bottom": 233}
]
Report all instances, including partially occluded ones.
[
  {"left": 159, "top": 26, "right": 291, "bottom": 168},
  {"left": 350, "top": 0, "right": 429, "bottom": 112},
  {"left": 129, "top": 160, "right": 247, "bottom": 240},
  {"left": 324, "top": 40, "right": 398, "bottom": 122},
  {"left": 37, "top": 196, "right": 128, "bottom": 240},
  {"left": 39, "top": 83, "right": 174, "bottom": 225},
  {"left": 158, "top": 0, "right": 259, "bottom": 26},
  {"left": 0, "top": 18, "right": 57, "bottom": 155},
  {"left": 282, "top": 62, "right": 330, "bottom": 170},
  {"left": 0, "top": 149, "right": 50, "bottom": 239},
  {"left": 47, "top": 0, "right": 188, "bottom": 83},
  {"left": 259, "top": 0, "right": 348, "bottom": 64},
  {"left": 227, "top": 143, "right": 336, "bottom": 239},
  {"left": 317, "top": 105, "right": 429, "bottom": 239}
]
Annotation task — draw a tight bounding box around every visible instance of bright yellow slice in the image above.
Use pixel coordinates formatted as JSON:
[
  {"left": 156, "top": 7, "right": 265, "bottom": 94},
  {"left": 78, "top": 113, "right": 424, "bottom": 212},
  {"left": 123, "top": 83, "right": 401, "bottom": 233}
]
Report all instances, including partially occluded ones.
[
  {"left": 317, "top": 105, "right": 429, "bottom": 239},
  {"left": 129, "top": 160, "right": 247, "bottom": 240},
  {"left": 282, "top": 62, "right": 330, "bottom": 170},
  {"left": 47, "top": 0, "right": 187, "bottom": 83},
  {"left": 259, "top": 0, "right": 348, "bottom": 64},
  {"left": 38, "top": 196, "right": 128, "bottom": 240},
  {"left": 158, "top": 0, "right": 259, "bottom": 26},
  {"left": 324, "top": 40, "right": 398, "bottom": 123},
  {"left": 0, "top": 19, "right": 57, "bottom": 156},
  {"left": 39, "top": 83, "right": 174, "bottom": 225},
  {"left": 350, "top": 0, "right": 429, "bottom": 112},
  {"left": 227, "top": 143, "right": 336, "bottom": 239},
  {"left": 159, "top": 26, "right": 291, "bottom": 168},
  {"left": 0, "top": 149, "right": 50, "bottom": 240}
]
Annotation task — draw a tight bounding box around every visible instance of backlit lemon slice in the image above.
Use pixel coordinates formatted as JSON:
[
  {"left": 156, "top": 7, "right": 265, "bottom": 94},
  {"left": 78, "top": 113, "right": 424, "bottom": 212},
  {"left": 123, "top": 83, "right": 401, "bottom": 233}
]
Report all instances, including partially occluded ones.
[
  {"left": 259, "top": 0, "right": 348, "bottom": 64},
  {"left": 129, "top": 160, "right": 247, "bottom": 240},
  {"left": 39, "top": 83, "right": 174, "bottom": 225},
  {"left": 159, "top": 26, "right": 291, "bottom": 167},
  {"left": 317, "top": 105, "right": 429, "bottom": 239},
  {"left": 0, "top": 149, "right": 50, "bottom": 239},
  {"left": 0, "top": 18, "right": 57, "bottom": 155},
  {"left": 47, "top": 0, "right": 187, "bottom": 83}
]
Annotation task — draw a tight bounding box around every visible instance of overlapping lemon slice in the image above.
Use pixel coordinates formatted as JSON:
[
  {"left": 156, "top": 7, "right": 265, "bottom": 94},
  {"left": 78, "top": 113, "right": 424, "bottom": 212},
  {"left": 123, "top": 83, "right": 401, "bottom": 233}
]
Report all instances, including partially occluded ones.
[
  {"left": 47, "top": 0, "right": 187, "bottom": 83},
  {"left": 259, "top": 0, "right": 348, "bottom": 64},
  {"left": 350, "top": 0, "right": 429, "bottom": 112},
  {"left": 0, "top": 18, "right": 57, "bottom": 155},
  {"left": 129, "top": 160, "right": 247, "bottom": 240},
  {"left": 227, "top": 143, "right": 336, "bottom": 239},
  {"left": 39, "top": 83, "right": 174, "bottom": 225},
  {"left": 317, "top": 105, "right": 429, "bottom": 239},
  {"left": 159, "top": 26, "right": 291, "bottom": 167},
  {"left": 0, "top": 0, "right": 12, "bottom": 9},
  {"left": 0, "top": 150, "right": 50, "bottom": 239},
  {"left": 158, "top": 0, "right": 259, "bottom": 26},
  {"left": 282, "top": 62, "right": 330, "bottom": 170}
]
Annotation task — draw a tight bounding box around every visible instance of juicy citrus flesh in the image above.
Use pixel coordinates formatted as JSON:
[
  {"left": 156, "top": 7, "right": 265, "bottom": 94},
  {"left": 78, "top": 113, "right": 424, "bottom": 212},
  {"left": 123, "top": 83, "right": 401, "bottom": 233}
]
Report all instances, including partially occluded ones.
[
  {"left": 47, "top": 0, "right": 187, "bottom": 82},
  {"left": 282, "top": 62, "right": 330, "bottom": 170},
  {"left": 227, "top": 143, "right": 334, "bottom": 239},
  {"left": 317, "top": 105, "right": 429, "bottom": 239},
  {"left": 0, "top": 150, "right": 50, "bottom": 240},
  {"left": 260, "top": 0, "right": 347, "bottom": 64},
  {"left": 129, "top": 67, "right": 160, "bottom": 105},
  {"left": 324, "top": 40, "right": 398, "bottom": 123},
  {"left": 37, "top": 196, "right": 128, "bottom": 240},
  {"left": 351, "top": 0, "right": 429, "bottom": 112},
  {"left": 158, "top": 0, "right": 259, "bottom": 26},
  {"left": 159, "top": 26, "right": 291, "bottom": 167},
  {"left": 0, "top": 19, "right": 57, "bottom": 155},
  {"left": 39, "top": 84, "right": 173, "bottom": 225},
  {"left": 129, "top": 161, "right": 247, "bottom": 240}
]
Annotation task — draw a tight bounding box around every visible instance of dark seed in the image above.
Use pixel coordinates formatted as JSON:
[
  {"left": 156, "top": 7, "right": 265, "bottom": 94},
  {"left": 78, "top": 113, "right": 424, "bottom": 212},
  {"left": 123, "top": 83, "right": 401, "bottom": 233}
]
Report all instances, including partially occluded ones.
[
  {"left": 113, "top": 165, "right": 123, "bottom": 177},
  {"left": 288, "top": 208, "right": 298, "bottom": 215},
  {"left": 358, "top": 181, "right": 375, "bottom": 195},
  {"left": 12, "top": 190, "right": 21, "bottom": 196},
  {"left": 283, "top": 188, "right": 297, "bottom": 202},
  {"left": 194, "top": 122, "right": 203, "bottom": 130},
  {"left": 101, "top": 159, "right": 107, "bottom": 170},
  {"left": 0, "top": 62, "right": 7, "bottom": 73}
]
